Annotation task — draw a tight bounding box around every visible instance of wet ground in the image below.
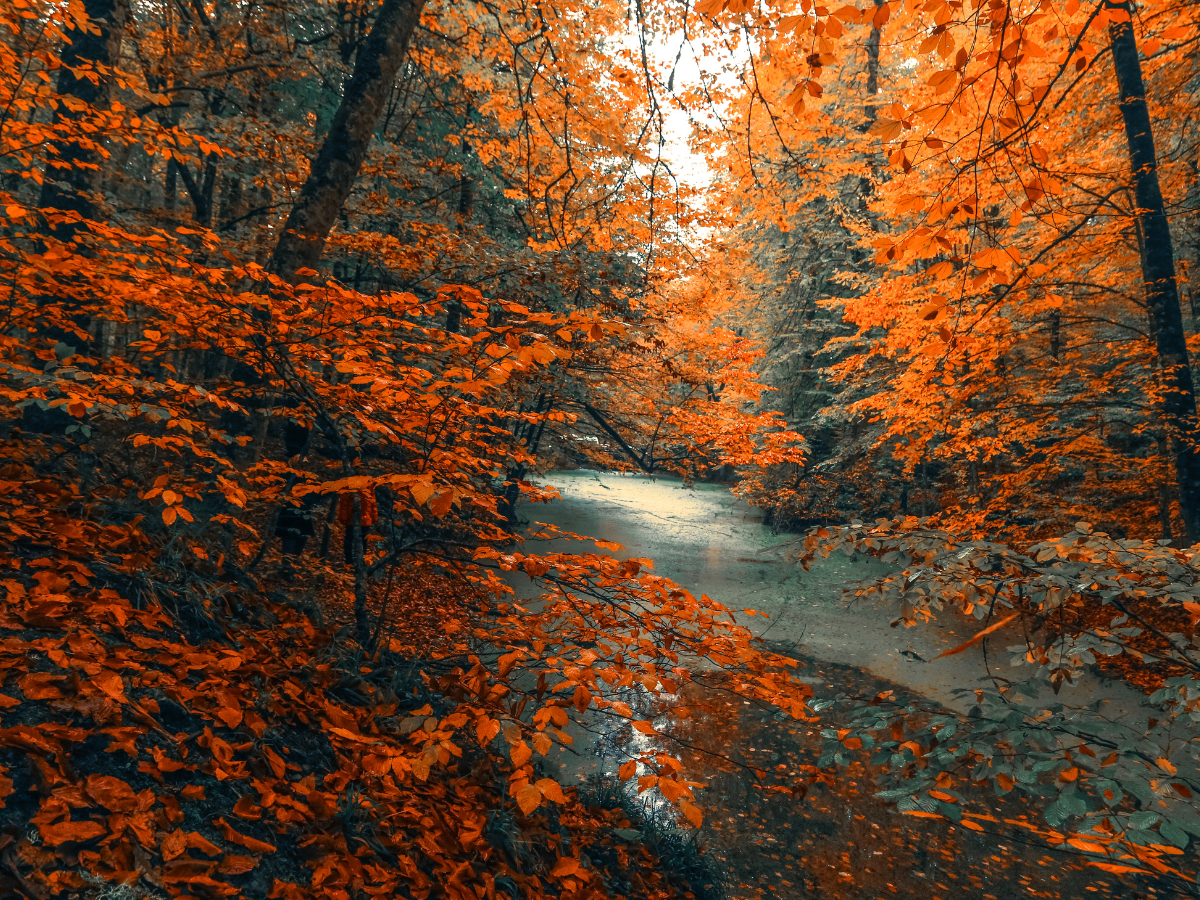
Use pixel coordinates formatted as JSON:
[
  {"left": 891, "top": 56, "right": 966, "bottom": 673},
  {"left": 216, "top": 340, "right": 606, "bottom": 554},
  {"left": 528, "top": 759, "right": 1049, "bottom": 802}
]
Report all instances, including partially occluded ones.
[{"left": 518, "top": 471, "right": 1170, "bottom": 899}]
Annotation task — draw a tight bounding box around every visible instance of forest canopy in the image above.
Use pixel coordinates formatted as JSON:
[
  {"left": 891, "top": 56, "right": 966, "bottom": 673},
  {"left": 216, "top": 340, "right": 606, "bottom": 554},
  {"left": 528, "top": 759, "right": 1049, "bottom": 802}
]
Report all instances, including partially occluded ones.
[{"left": 2, "top": 0, "right": 1200, "bottom": 897}]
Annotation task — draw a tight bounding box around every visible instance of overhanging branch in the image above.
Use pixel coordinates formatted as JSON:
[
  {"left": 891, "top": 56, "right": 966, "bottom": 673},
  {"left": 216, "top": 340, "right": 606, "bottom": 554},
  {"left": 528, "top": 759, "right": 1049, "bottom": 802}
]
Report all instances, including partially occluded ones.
[{"left": 582, "top": 402, "right": 653, "bottom": 473}]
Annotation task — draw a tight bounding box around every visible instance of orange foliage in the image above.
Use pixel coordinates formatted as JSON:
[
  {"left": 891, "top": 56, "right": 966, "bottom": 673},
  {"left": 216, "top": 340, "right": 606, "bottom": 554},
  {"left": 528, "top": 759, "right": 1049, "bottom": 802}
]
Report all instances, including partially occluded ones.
[{"left": 0, "top": 2, "right": 814, "bottom": 898}]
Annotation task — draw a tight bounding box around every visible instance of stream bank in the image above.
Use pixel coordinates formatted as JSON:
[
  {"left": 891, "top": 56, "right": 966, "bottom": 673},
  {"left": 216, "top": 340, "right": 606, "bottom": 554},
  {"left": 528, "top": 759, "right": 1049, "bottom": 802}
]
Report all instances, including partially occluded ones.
[{"left": 518, "top": 470, "right": 1159, "bottom": 899}]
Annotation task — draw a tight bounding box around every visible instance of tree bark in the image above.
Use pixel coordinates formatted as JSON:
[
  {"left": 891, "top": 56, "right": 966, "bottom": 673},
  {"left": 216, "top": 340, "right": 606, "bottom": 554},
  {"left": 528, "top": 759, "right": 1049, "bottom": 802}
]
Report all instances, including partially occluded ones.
[
  {"left": 268, "top": 0, "right": 428, "bottom": 282},
  {"left": 25, "top": 0, "right": 128, "bottom": 433},
  {"left": 39, "top": 0, "right": 130, "bottom": 242},
  {"left": 857, "top": 0, "right": 884, "bottom": 201},
  {"left": 176, "top": 153, "right": 220, "bottom": 226},
  {"left": 1108, "top": 1, "right": 1200, "bottom": 540},
  {"left": 863, "top": 0, "right": 883, "bottom": 124}
]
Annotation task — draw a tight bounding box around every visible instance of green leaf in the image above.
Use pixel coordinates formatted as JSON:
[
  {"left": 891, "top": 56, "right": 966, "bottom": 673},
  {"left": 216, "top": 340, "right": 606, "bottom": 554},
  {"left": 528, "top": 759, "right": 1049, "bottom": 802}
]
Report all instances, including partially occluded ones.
[{"left": 1159, "top": 822, "right": 1190, "bottom": 849}]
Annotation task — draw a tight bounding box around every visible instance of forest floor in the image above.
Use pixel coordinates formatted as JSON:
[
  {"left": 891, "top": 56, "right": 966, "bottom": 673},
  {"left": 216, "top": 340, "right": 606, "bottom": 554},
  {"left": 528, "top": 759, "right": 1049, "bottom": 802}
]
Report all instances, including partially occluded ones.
[{"left": 517, "top": 470, "right": 1175, "bottom": 900}]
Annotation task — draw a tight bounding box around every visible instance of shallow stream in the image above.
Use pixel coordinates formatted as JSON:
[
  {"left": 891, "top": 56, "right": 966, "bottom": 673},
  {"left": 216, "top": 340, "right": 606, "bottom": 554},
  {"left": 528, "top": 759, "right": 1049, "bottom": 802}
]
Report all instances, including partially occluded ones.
[{"left": 516, "top": 471, "right": 1158, "bottom": 900}]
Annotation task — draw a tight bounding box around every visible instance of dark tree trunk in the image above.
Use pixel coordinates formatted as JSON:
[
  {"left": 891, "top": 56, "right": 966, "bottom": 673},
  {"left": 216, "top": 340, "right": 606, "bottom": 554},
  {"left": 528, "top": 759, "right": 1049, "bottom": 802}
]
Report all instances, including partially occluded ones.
[
  {"left": 176, "top": 153, "right": 220, "bottom": 226},
  {"left": 268, "top": 0, "right": 428, "bottom": 282},
  {"left": 583, "top": 402, "right": 654, "bottom": 473},
  {"left": 863, "top": 0, "right": 883, "bottom": 124},
  {"left": 24, "top": 0, "right": 129, "bottom": 433},
  {"left": 254, "top": 0, "right": 427, "bottom": 640},
  {"left": 1108, "top": 1, "right": 1200, "bottom": 540},
  {"left": 443, "top": 141, "right": 475, "bottom": 333},
  {"left": 458, "top": 140, "right": 475, "bottom": 222},
  {"left": 165, "top": 159, "right": 179, "bottom": 209},
  {"left": 857, "top": 0, "right": 884, "bottom": 201},
  {"left": 38, "top": 0, "right": 129, "bottom": 242}
]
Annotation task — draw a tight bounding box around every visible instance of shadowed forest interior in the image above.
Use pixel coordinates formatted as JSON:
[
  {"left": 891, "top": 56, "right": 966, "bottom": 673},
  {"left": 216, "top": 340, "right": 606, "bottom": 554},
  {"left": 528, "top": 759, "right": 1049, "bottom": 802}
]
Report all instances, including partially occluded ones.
[{"left": 3, "top": 0, "right": 1200, "bottom": 897}]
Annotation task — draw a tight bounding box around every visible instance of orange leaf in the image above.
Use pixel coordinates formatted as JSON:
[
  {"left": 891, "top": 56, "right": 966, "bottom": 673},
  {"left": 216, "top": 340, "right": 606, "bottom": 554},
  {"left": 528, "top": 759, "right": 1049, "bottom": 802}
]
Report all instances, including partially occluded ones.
[
  {"left": 618, "top": 760, "right": 637, "bottom": 781},
  {"left": 40, "top": 819, "right": 107, "bottom": 846},
  {"left": 263, "top": 747, "right": 287, "bottom": 779},
  {"left": 510, "top": 740, "right": 531, "bottom": 768},
  {"left": 537, "top": 778, "right": 566, "bottom": 804},
  {"left": 632, "top": 720, "right": 658, "bottom": 735},
  {"left": 410, "top": 481, "right": 436, "bottom": 506},
  {"left": 233, "top": 796, "right": 262, "bottom": 820},
  {"left": 1068, "top": 838, "right": 1111, "bottom": 854},
  {"left": 19, "top": 673, "right": 67, "bottom": 700},
  {"left": 680, "top": 799, "right": 703, "bottom": 828},
  {"left": 1090, "top": 862, "right": 1153, "bottom": 875},
  {"left": 931, "top": 613, "right": 1021, "bottom": 660},
  {"left": 219, "top": 855, "right": 257, "bottom": 875},
  {"left": 93, "top": 671, "right": 127, "bottom": 703},
  {"left": 430, "top": 490, "right": 455, "bottom": 518},
  {"left": 187, "top": 832, "right": 223, "bottom": 857},
  {"left": 214, "top": 817, "right": 276, "bottom": 854},
  {"left": 161, "top": 829, "right": 187, "bottom": 861},
  {"left": 477, "top": 716, "right": 500, "bottom": 746},
  {"left": 551, "top": 856, "right": 581, "bottom": 876},
  {"left": 516, "top": 782, "right": 542, "bottom": 814},
  {"left": 84, "top": 775, "right": 138, "bottom": 813},
  {"left": 325, "top": 726, "right": 379, "bottom": 744},
  {"left": 573, "top": 684, "right": 592, "bottom": 713},
  {"left": 917, "top": 299, "right": 945, "bottom": 321}
]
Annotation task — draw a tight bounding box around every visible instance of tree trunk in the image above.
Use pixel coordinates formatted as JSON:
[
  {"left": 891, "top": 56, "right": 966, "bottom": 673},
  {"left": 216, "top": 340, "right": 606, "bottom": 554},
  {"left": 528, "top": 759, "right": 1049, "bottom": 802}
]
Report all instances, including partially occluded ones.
[
  {"left": 24, "top": 0, "right": 128, "bottom": 433},
  {"left": 256, "top": 0, "right": 425, "bottom": 635},
  {"left": 857, "top": 0, "right": 884, "bottom": 202},
  {"left": 176, "top": 153, "right": 220, "bottom": 226},
  {"left": 348, "top": 492, "right": 371, "bottom": 647},
  {"left": 39, "top": 0, "right": 129, "bottom": 242},
  {"left": 1108, "top": 2, "right": 1200, "bottom": 540},
  {"left": 268, "top": 0, "right": 428, "bottom": 282},
  {"left": 863, "top": 0, "right": 883, "bottom": 124}
]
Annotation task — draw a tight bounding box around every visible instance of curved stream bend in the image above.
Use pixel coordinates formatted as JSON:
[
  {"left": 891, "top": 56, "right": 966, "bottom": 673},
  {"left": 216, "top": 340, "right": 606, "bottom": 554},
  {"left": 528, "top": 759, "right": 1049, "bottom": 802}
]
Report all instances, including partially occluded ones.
[{"left": 524, "top": 470, "right": 1145, "bottom": 703}]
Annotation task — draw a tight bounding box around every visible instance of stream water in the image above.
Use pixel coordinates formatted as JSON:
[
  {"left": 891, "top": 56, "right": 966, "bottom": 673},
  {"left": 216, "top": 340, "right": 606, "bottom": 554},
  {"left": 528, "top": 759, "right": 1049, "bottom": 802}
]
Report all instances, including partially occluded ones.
[{"left": 517, "top": 470, "right": 1160, "bottom": 900}]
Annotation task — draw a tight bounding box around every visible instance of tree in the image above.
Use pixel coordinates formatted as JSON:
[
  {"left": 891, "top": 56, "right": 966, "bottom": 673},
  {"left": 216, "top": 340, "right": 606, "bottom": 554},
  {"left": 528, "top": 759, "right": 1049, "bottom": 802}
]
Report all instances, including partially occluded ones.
[
  {"left": 1106, "top": 0, "right": 1200, "bottom": 540},
  {"left": 38, "top": 0, "right": 130, "bottom": 244},
  {"left": 267, "top": 0, "right": 428, "bottom": 283},
  {"left": 689, "top": 0, "right": 1200, "bottom": 888},
  {"left": 0, "top": 3, "right": 816, "bottom": 898},
  {"left": 698, "top": 0, "right": 1200, "bottom": 541}
]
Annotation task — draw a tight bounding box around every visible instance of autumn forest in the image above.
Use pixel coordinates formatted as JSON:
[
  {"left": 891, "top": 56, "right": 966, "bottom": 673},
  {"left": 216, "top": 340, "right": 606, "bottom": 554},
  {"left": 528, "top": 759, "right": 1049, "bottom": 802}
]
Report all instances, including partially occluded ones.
[{"left": 4, "top": 0, "right": 1200, "bottom": 897}]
